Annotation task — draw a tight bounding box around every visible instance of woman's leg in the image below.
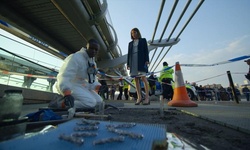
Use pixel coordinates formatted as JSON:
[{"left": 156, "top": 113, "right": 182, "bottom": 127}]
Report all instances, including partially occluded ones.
[
  {"left": 135, "top": 77, "right": 141, "bottom": 102},
  {"left": 141, "top": 76, "right": 149, "bottom": 102}
]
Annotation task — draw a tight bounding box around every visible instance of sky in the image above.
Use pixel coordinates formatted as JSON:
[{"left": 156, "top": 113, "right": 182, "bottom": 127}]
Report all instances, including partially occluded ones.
[
  {"left": 0, "top": 30, "right": 63, "bottom": 70},
  {"left": 107, "top": 0, "right": 250, "bottom": 87},
  {"left": 0, "top": 0, "right": 250, "bottom": 88}
]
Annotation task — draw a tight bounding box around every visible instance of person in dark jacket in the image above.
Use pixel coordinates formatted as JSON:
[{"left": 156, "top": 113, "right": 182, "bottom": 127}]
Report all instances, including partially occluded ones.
[
  {"left": 127, "top": 28, "right": 150, "bottom": 105},
  {"left": 242, "top": 86, "right": 250, "bottom": 101},
  {"left": 117, "top": 79, "right": 124, "bottom": 100},
  {"left": 148, "top": 73, "right": 157, "bottom": 95},
  {"left": 244, "top": 59, "right": 250, "bottom": 81}
]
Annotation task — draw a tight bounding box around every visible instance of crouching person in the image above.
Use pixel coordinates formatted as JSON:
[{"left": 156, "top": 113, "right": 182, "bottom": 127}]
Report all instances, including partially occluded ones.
[{"left": 56, "top": 39, "right": 103, "bottom": 109}]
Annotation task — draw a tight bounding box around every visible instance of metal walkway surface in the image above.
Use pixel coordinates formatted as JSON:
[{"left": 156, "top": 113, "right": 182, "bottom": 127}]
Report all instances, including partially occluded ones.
[
  {"left": 175, "top": 101, "right": 250, "bottom": 134},
  {"left": 21, "top": 100, "right": 250, "bottom": 135},
  {"left": 122, "top": 100, "right": 250, "bottom": 135}
]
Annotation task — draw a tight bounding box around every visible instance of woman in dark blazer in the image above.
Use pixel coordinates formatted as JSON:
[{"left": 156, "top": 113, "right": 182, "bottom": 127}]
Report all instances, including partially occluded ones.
[{"left": 127, "top": 28, "right": 150, "bottom": 105}]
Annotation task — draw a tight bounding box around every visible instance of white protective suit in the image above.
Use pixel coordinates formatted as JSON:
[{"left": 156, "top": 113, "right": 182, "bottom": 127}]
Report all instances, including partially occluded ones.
[{"left": 56, "top": 48, "right": 102, "bottom": 108}]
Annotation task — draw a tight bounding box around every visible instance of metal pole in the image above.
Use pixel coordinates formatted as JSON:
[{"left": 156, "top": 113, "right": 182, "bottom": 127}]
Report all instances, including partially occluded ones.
[{"left": 227, "top": 71, "right": 239, "bottom": 104}]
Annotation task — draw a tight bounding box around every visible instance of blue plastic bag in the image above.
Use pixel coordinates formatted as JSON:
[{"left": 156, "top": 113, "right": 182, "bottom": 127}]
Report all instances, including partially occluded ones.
[{"left": 26, "top": 109, "right": 62, "bottom": 122}]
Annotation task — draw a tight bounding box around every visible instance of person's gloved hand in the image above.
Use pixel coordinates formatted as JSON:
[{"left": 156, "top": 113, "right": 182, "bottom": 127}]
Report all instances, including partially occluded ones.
[
  {"left": 95, "top": 85, "right": 101, "bottom": 93},
  {"left": 63, "top": 95, "right": 74, "bottom": 108},
  {"left": 63, "top": 90, "right": 74, "bottom": 108}
]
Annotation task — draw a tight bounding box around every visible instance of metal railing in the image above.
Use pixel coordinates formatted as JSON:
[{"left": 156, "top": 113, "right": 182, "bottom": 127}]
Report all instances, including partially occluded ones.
[{"left": 0, "top": 45, "right": 61, "bottom": 93}]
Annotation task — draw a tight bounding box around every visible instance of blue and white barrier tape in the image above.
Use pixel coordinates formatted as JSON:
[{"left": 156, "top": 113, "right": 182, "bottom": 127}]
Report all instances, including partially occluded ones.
[{"left": 181, "top": 54, "right": 250, "bottom": 67}]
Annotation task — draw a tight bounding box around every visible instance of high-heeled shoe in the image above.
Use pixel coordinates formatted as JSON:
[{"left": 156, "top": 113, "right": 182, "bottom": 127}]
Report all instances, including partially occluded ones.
[
  {"left": 143, "top": 100, "right": 150, "bottom": 105},
  {"left": 135, "top": 100, "right": 142, "bottom": 105}
]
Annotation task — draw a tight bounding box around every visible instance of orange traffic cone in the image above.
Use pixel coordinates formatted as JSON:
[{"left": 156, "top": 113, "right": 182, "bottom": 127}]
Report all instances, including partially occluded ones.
[{"left": 168, "top": 62, "right": 198, "bottom": 107}]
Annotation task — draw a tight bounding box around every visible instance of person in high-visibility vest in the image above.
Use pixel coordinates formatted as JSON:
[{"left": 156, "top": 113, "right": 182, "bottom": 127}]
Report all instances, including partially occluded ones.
[
  {"left": 123, "top": 81, "right": 129, "bottom": 100},
  {"left": 159, "top": 62, "right": 174, "bottom": 100}
]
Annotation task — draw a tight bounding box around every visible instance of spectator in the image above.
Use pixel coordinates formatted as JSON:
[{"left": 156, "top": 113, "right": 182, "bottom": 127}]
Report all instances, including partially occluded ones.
[
  {"left": 123, "top": 81, "right": 129, "bottom": 100},
  {"left": 47, "top": 69, "right": 58, "bottom": 92},
  {"left": 219, "top": 86, "right": 229, "bottom": 101},
  {"left": 244, "top": 59, "right": 250, "bottom": 81},
  {"left": 159, "top": 62, "right": 174, "bottom": 101},
  {"left": 128, "top": 79, "right": 138, "bottom": 100},
  {"left": 117, "top": 79, "right": 124, "bottom": 100},
  {"left": 205, "top": 86, "right": 214, "bottom": 101},
  {"left": 56, "top": 39, "right": 102, "bottom": 109},
  {"left": 99, "top": 79, "right": 109, "bottom": 100},
  {"left": 235, "top": 88, "right": 241, "bottom": 101},
  {"left": 127, "top": 28, "right": 150, "bottom": 105},
  {"left": 110, "top": 84, "right": 116, "bottom": 100},
  {"left": 22, "top": 68, "right": 37, "bottom": 89},
  {"left": 198, "top": 85, "right": 206, "bottom": 101},
  {"left": 148, "top": 73, "right": 157, "bottom": 95},
  {"left": 242, "top": 86, "right": 250, "bottom": 101},
  {"left": 213, "top": 84, "right": 221, "bottom": 101},
  {"left": 226, "top": 87, "right": 233, "bottom": 101}
]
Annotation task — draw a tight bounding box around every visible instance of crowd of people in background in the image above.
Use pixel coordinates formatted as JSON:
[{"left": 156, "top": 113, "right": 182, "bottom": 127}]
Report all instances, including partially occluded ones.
[
  {"left": 21, "top": 67, "right": 58, "bottom": 92},
  {"left": 193, "top": 84, "right": 249, "bottom": 101},
  {"left": 16, "top": 29, "right": 250, "bottom": 110},
  {"left": 95, "top": 79, "right": 250, "bottom": 102},
  {"left": 5, "top": 17, "right": 248, "bottom": 111},
  {"left": 20, "top": 66, "right": 250, "bottom": 102}
]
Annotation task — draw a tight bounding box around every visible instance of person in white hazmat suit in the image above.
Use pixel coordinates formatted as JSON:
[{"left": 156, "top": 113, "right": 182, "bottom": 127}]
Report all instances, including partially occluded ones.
[{"left": 56, "top": 39, "right": 102, "bottom": 109}]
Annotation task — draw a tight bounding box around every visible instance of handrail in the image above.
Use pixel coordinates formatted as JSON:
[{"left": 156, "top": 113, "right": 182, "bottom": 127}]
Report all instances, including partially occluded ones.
[{"left": 0, "top": 47, "right": 58, "bottom": 73}]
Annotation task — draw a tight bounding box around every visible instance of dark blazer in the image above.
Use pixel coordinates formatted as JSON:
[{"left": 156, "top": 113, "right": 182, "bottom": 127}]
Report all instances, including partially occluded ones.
[{"left": 127, "top": 38, "right": 149, "bottom": 73}]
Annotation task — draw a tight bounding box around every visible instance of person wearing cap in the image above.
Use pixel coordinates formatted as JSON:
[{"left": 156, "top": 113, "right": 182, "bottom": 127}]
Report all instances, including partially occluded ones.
[
  {"left": 56, "top": 39, "right": 102, "bottom": 109},
  {"left": 159, "top": 62, "right": 174, "bottom": 100},
  {"left": 244, "top": 59, "right": 250, "bottom": 81}
]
